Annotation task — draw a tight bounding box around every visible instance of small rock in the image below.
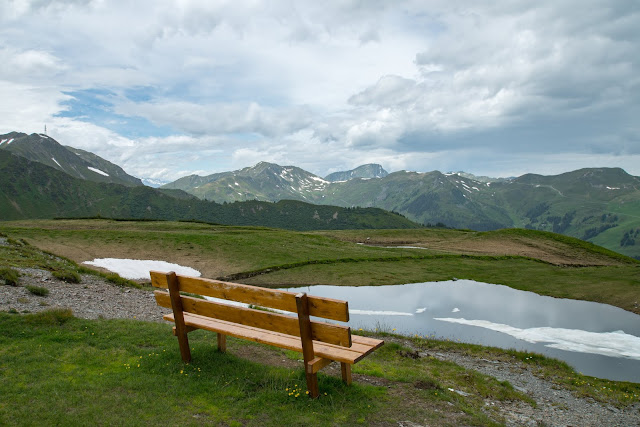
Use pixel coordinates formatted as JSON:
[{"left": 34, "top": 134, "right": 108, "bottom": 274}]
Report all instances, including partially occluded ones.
[{"left": 448, "top": 388, "right": 471, "bottom": 397}]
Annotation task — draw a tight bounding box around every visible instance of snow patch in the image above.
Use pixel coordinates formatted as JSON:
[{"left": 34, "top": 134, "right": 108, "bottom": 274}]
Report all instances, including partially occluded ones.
[
  {"left": 51, "top": 158, "right": 63, "bottom": 169},
  {"left": 351, "top": 309, "right": 413, "bottom": 316},
  {"left": 83, "top": 258, "right": 201, "bottom": 280},
  {"left": 6, "top": 138, "right": 14, "bottom": 145},
  {"left": 415, "top": 307, "right": 427, "bottom": 314},
  {"left": 88, "top": 166, "right": 109, "bottom": 177},
  {"left": 452, "top": 308, "right": 460, "bottom": 313},
  {"left": 0, "top": 139, "right": 7, "bottom": 145},
  {"left": 606, "top": 186, "right": 620, "bottom": 190},
  {"left": 435, "top": 318, "right": 640, "bottom": 360}
]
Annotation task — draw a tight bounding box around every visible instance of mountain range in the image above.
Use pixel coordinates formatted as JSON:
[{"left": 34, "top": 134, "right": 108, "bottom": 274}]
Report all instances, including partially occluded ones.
[
  {"left": 0, "top": 133, "right": 419, "bottom": 231},
  {"left": 162, "top": 161, "right": 640, "bottom": 260},
  {"left": 2, "top": 131, "right": 639, "bottom": 259}
]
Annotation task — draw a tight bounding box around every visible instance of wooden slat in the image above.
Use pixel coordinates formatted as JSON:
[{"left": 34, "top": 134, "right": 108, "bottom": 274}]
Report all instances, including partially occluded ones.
[
  {"left": 155, "top": 291, "right": 351, "bottom": 347},
  {"left": 351, "top": 335, "right": 385, "bottom": 346},
  {"left": 308, "top": 357, "right": 333, "bottom": 374},
  {"left": 150, "top": 271, "right": 349, "bottom": 322},
  {"left": 165, "top": 313, "right": 377, "bottom": 364}
]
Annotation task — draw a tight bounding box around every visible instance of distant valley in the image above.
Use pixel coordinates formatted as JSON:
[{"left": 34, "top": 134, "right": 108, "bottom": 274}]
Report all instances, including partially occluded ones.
[{"left": 2, "top": 131, "right": 639, "bottom": 259}]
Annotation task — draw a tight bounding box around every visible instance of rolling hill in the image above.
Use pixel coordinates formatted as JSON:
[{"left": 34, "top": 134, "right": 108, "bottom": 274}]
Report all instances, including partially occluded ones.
[
  {"left": 0, "top": 149, "right": 420, "bottom": 231},
  {"left": 0, "top": 132, "right": 143, "bottom": 187},
  {"left": 164, "top": 163, "right": 640, "bottom": 259}
]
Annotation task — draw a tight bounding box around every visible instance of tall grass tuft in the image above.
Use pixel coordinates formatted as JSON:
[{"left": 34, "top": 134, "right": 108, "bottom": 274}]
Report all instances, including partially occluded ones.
[
  {"left": 105, "top": 273, "right": 140, "bottom": 288},
  {"left": 0, "top": 267, "right": 20, "bottom": 286},
  {"left": 24, "top": 308, "right": 74, "bottom": 325},
  {"left": 26, "top": 285, "right": 50, "bottom": 297},
  {"left": 52, "top": 269, "right": 81, "bottom": 283}
]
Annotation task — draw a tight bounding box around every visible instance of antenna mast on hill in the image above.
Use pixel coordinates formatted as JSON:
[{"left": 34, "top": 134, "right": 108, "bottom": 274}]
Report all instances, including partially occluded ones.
[{"left": 44, "top": 124, "right": 47, "bottom": 135}]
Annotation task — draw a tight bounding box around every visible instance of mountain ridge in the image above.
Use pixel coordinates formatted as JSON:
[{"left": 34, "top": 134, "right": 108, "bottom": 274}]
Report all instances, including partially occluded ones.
[
  {"left": 163, "top": 162, "right": 640, "bottom": 259},
  {"left": 0, "top": 132, "right": 143, "bottom": 187},
  {"left": 0, "top": 149, "right": 420, "bottom": 231},
  {"left": 2, "top": 130, "right": 639, "bottom": 258},
  {"left": 324, "top": 164, "right": 389, "bottom": 182}
]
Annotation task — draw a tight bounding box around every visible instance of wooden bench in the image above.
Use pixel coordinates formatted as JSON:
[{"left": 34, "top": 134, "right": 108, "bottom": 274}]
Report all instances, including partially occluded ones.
[{"left": 150, "top": 271, "right": 384, "bottom": 398}]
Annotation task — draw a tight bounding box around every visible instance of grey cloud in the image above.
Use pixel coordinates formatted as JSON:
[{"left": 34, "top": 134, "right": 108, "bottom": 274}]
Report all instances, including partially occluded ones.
[
  {"left": 348, "top": 75, "right": 418, "bottom": 107},
  {"left": 118, "top": 100, "right": 314, "bottom": 138}
]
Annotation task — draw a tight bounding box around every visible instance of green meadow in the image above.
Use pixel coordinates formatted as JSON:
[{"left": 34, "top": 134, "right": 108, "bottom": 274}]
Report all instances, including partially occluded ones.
[
  {"left": 1, "top": 309, "right": 639, "bottom": 426},
  {"left": 1, "top": 219, "right": 639, "bottom": 425},
  {"left": 2, "top": 219, "right": 638, "bottom": 313}
]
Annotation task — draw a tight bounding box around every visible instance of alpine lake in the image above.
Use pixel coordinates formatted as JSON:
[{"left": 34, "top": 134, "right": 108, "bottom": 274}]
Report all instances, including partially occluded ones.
[{"left": 278, "top": 280, "right": 640, "bottom": 383}]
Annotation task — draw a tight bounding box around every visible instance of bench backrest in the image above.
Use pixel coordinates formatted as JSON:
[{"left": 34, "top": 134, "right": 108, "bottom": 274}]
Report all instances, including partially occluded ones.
[{"left": 151, "top": 271, "right": 352, "bottom": 347}]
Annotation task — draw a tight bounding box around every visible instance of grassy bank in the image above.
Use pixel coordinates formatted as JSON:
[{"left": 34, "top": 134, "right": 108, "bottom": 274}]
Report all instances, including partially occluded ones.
[
  {"left": 2, "top": 219, "right": 636, "bottom": 314},
  {"left": 0, "top": 310, "right": 518, "bottom": 426},
  {"left": 240, "top": 257, "right": 640, "bottom": 314},
  {"left": 1, "top": 224, "right": 639, "bottom": 425},
  {"left": 1, "top": 310, "right": 638, "bottom": 426}
]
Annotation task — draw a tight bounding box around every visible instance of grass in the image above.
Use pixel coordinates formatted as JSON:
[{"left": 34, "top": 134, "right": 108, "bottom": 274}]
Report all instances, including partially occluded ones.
[
  {"left": 0, "top": 233, "right": 84, "bottom": 278},
  {"left": 1, "top": 311, "right": 637, "bottom": 427},
  {"left": 0, "top": 310, "right": 523, "bottom": 426},
  {"left": 1, "top": 219, "right": 638, "bottom": 315},
  {"left": 402, "top": 335, "right": 640, "bottom": 408},
  {"left": 0, "top": 267, "right": 20, "bottom": 286},
  {"left": 0, "top": 232, "right": 142, "bottom": 289},
  {"left": 25, "top": 285, "right": 49, "bottom": 296},
  {"left": 52, "top": 269, "right": 81, "bottom": 283},
  {"left": 0, "top": 220, "right": 639, "bottom": 424}
]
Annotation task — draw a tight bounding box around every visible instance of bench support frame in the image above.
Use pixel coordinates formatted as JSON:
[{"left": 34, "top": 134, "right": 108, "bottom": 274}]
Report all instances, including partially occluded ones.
[
  {"left": 167, "top": 272, "right": 191, "bottom": 363},
  {"left": 295, "top": 293, "right": 319, "bottom": 397}
]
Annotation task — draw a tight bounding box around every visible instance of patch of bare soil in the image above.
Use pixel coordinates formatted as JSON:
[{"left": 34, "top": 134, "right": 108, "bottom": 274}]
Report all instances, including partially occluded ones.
[
  {"left": 22, "top": 238, "right": 244, "bottom": 280},
  {"left": 366, "top": 233, "right": 625, "bottom": 266}
]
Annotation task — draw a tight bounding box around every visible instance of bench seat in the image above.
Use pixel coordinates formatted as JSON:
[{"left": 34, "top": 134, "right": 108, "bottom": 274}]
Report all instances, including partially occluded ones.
[{"left": 164, "top": 312, "right": 384, "bottom": 365}]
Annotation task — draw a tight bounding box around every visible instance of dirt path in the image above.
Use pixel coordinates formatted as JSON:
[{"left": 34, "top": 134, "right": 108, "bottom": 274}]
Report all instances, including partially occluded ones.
[{"left": 2, "top": 268, "right": 639, "bottom": 426}]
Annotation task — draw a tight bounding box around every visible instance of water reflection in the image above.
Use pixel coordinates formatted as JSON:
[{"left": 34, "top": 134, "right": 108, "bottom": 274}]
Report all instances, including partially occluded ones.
[{"left": 279, "top": 280, "right": 640, "bottom": 383}]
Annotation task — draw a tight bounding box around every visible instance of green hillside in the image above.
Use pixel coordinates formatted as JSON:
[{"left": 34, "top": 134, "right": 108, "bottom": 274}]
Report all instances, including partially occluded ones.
[
  {"left": 0, "top": 132, "right": 143, "bottom": 187},
  {"left": 164, "top": 163, "right": 640, "bottom": 259},
  {"left": 0, "top": 150, "right": 420, "bottom": 231}
]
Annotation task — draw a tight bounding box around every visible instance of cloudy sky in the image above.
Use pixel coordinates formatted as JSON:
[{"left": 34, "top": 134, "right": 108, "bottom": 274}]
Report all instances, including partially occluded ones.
[{"left": 1, "top": 1, "right": 639, "bottom": 181}]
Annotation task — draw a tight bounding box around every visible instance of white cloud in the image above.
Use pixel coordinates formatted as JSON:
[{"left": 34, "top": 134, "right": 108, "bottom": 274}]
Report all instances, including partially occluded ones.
[{"left": 0, "top": 1, "right": 638, "bottom": 178}]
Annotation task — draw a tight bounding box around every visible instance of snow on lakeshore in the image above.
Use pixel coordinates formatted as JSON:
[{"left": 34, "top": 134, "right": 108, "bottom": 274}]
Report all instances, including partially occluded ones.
[
  {"left": 435, "top": 317, "right": 640, "bottom": 360},
  {"left": 83, "top": 258, "right": 200, "bottom": 280}
]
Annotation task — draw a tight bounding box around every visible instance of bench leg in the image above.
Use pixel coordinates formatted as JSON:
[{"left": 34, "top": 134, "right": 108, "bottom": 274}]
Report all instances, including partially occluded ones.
[
  {"left": 166, "top": 271, "right": 191, "bottom": 363},
  {"left": 341, "top": 363, "right": 352, "bottom": 385},
  {"left": 217, "top": 333, "right": 227, "bottom": 352},
  {"left": 176, "top": 331, "right": 191, "bottom": 363},
  {"left": 305, "top": 370, "right": 319, "bottom": 398}
]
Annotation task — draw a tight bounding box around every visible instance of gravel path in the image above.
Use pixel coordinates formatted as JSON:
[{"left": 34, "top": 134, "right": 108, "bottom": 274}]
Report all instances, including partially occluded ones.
[
  {"left": 429, "top": 349, "right": 639, "bottom": 426},
  {"left": 0, "top": 268, "right": 165, "bottom": 322},
  {"left": 2, "top": 268, "right": 639, "bottom": 426}
]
